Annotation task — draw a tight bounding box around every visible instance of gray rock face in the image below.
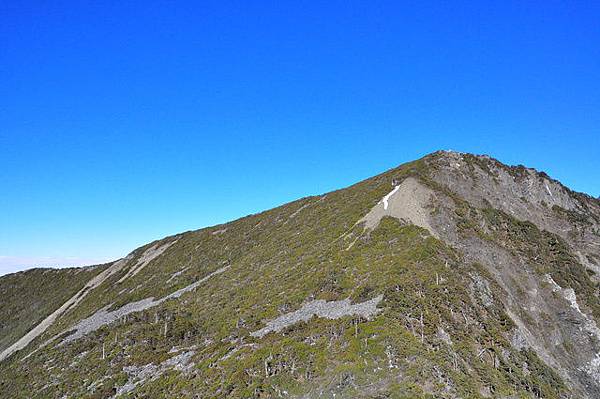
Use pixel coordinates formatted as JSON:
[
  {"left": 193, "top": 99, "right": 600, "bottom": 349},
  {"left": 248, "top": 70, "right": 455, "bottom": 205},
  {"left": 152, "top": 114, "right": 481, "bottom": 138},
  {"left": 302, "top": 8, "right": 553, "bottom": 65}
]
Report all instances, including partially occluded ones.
[
  {"left": 251, "top": 295, "right": 383, "bottom": 338},
  {"left": 359, "top": 177, "right": 438, "bottom": 238},
  {"left": 431, "top": 151, "right": 600, "bottom": 254},
  {"left": 423, "top": 151, "right": 600, "bottom": 398}
]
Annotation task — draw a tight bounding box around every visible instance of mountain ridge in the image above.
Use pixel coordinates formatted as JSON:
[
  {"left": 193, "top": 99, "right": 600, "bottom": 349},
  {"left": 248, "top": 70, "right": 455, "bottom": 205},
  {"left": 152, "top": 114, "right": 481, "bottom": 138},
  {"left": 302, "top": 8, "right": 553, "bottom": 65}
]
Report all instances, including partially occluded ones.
[
  {"left": 1, "top": 150, "right": 599, "bottom": 398},
  {"left": 2, "top": 150, "right": 596, "bottom": 280}
]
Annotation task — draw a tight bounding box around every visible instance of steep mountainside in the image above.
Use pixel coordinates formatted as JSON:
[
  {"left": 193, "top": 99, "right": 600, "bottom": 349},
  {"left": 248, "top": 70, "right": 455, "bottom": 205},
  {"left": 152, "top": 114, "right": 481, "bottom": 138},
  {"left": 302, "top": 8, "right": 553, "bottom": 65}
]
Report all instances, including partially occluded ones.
[
  {"left": 0, "top": 266, "right": 105, "bottom": 354},
  {"left": 1, "top": 151, "right": 599, "bottom": 398}
]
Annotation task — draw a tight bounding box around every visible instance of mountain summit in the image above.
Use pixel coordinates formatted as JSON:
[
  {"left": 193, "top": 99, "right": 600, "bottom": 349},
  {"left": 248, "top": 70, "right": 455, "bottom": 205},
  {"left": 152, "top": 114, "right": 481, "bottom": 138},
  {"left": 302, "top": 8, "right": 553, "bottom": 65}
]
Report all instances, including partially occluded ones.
[{"left": 1, "top": 151, "right": 599, "bottom": 398}]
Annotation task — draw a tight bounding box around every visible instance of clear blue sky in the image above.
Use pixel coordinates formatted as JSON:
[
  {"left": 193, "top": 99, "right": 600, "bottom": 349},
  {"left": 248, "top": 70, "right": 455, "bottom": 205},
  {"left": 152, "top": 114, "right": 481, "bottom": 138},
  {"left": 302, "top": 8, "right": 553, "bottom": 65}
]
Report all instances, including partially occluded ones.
[{"left": 1, "top": 1, "right": 599, "bottom": 275}]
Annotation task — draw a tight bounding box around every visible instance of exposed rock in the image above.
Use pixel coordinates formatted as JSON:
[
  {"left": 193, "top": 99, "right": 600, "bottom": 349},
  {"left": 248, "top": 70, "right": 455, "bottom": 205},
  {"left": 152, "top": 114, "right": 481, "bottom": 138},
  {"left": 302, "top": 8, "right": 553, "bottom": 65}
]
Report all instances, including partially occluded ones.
[
  {"left": 360, "top": 177, "right": 438, "bottom": 238},
  {"left": 111, "top": 350, "right": 196, "bottom": 398},
  {"left": 4, "top": 151, "right": 600, "bottom": 398},
  {"left": 117, "top": 240, "right": 178, "bottom": 284},
  {"left": 55, "top": 265, "right": 229, "bottom": 345},
  {"left": 251, "top": 295, "right": 383, "bottom": 338}
]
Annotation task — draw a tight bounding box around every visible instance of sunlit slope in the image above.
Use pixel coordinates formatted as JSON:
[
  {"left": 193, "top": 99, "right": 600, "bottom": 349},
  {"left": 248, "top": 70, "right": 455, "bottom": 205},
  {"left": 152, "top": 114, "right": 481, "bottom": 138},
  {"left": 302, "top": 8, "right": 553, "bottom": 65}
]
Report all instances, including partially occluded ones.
[
  {"left": 0, "top": 266, "right": 105, "bottom": 354},
  {"left": 1, "top": 151, "right": 599, "bottom": 398}
]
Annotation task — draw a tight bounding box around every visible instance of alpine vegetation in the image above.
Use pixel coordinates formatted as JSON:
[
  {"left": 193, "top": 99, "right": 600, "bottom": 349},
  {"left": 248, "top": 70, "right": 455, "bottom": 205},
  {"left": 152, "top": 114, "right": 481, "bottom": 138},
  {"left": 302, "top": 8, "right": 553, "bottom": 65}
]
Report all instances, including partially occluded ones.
[{"left": 1, "top": 151, "right": 600, "bottom": 398}]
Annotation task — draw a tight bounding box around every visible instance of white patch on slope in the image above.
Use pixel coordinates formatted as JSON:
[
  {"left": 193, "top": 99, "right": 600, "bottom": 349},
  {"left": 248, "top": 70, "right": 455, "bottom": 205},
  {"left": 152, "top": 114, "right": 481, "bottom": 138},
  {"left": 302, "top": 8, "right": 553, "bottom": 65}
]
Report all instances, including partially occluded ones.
[
  {"left": 382, "top": 186, "right": 400, "bottom": 210},
  {"left": 564, "top": 288, "right": 582, "bottom": 313},
  {"left": 359, "top": 177, "right": 438, "bottom": 238},
  {"left": 117, "top": 240, "right": 178, "bottom": 284},
  {"left": 545, "top": 274, "right": 588, "bottom": 318},
  {"left": 545, "top": 274, "right": 562, "bottom": 293},
  {"left": 545, "top": 183, "right": 554, "bottom": 198},
  {"left": 0, "top": 255, "right": 134, "bottom": 362},
  {"left": 251, "top": 295, "right": 383, "bottom": 338},
  {"left": 545, "top": 274, "right": 600, "bottom": 378},
  {"left": 581, "top": 353, "right": 600, "bottom": 382}
]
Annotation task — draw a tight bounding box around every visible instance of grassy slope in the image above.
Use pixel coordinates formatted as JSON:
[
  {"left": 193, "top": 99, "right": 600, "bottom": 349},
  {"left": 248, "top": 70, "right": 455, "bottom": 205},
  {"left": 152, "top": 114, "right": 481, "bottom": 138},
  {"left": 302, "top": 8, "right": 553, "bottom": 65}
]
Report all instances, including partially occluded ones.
[
  {"left": 0, "top": 155, "right": 571, "bottom": 398},
  {"left": 0, "top": 265, "right": 106, "bottom": 353}
]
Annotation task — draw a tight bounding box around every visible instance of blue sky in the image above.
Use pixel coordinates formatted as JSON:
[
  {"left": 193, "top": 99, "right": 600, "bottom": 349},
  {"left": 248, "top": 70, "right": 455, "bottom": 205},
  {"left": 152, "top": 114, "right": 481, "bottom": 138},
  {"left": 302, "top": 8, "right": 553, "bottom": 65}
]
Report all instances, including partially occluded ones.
[{"left": 1, "top": 1, "right": 599, "bottom": 275}]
